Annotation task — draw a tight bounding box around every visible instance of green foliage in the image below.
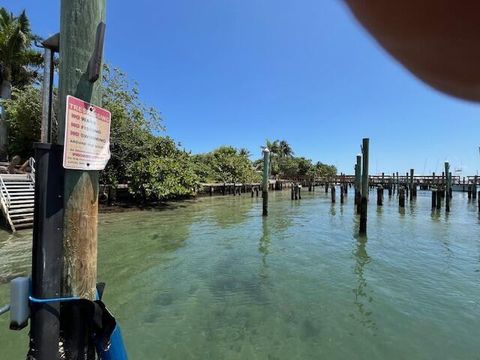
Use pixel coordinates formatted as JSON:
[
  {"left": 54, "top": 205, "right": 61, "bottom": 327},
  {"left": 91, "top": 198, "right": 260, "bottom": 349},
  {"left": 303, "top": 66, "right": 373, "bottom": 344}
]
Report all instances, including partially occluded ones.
[
  {"left": 128, "top": 137, "right": 199, "bottom": 200},
  {"left": 100, "top": 65, "right": 163, "bottom": 186},
  {"left": 193, "top": 146, "right": 259, "bottom": 184},
  {"left": 256, "top": 139, "right": 337, "bottom": 180},
  {"left": 0, "top": 8, "right": 42, "bottom": 87},
  {"left": 2, "top": 85, "right": 57, "bottom": 158}
]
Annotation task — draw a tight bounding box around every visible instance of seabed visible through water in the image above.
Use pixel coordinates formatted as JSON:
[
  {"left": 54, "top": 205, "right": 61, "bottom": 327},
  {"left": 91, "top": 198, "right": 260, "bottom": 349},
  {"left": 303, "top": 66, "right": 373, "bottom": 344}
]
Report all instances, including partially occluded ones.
[{"left": 0, "top": 189, "right": 479, "bottom": 359}]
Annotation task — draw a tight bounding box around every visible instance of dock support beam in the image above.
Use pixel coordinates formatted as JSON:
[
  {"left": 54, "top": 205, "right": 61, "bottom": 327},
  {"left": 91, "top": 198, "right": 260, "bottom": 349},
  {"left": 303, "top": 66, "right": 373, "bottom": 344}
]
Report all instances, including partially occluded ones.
[
  {"left": 262, "top": 148, "right": 270, "bottom": 216},
  {"left": 359, "top": 138, "right": 369, "bottom": 235},
  {"left": 57, "top": 0, "right": 106, "bottom": 357}
]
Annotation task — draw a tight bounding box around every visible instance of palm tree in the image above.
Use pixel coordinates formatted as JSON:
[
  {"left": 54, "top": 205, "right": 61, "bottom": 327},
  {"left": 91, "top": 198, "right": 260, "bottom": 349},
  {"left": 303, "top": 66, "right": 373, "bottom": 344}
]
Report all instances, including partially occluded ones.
[
  {"left": 279, "top": 140, "right": 294, "bottom": 158},
  {"left": 239, "top": 147, "right": 251, "bottom": 158},
  {"left": 265, "top": 139, "right": 280, "bottom": 156},
  {"left": 0, "top": 8, "right": 42, "bottom": 159}
]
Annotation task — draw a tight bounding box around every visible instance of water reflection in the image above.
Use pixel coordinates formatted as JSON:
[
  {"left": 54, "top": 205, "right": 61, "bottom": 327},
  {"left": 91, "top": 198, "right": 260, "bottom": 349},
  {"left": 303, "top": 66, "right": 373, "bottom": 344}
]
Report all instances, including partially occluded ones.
[
  {"left": 351, "top": 238, "right": 376, "bottom": 330},
  {"left": 209, "top": 197, "right": 251, "bottom": 229},
  {"left": 258, "top": 218, "right": 271, "bottom": 280},
  {"left": 330, "top": 204, "right": 336, "bottom": 216}
]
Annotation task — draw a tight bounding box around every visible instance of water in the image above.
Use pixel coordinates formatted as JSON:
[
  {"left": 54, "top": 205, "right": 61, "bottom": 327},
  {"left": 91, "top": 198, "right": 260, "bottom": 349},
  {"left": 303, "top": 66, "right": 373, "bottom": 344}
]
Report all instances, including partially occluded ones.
[{"left": 0, "top": 189, "right": 479, "bottom": 359}]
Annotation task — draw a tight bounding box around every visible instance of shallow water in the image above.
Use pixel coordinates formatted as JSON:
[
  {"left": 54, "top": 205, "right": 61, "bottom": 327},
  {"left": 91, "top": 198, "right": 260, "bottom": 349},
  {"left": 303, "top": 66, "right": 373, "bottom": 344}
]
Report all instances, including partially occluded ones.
[{"left": 0, "top": 189, "right": 479, "bottom": 359}]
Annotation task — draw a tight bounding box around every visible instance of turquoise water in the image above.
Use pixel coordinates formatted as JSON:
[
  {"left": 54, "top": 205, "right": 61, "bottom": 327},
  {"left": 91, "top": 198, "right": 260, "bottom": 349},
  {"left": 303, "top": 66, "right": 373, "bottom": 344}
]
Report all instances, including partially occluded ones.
[{"left": 0, "top": 189, "right": 479, "bottom": 359}]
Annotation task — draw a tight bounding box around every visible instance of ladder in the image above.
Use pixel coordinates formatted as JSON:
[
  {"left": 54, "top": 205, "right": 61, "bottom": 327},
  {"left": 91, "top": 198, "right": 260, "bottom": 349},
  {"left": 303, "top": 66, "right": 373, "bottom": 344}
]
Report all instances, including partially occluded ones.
[{"left": 0, "top": 158, "right": 35, "bottom": 232}]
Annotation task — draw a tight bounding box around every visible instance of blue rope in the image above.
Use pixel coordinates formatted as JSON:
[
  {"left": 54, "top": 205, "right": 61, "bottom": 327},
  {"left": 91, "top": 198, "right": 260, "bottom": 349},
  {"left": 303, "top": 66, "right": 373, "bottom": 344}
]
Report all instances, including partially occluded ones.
[{"left": 29, "top": 295, "right": 81, "bottom": 304}]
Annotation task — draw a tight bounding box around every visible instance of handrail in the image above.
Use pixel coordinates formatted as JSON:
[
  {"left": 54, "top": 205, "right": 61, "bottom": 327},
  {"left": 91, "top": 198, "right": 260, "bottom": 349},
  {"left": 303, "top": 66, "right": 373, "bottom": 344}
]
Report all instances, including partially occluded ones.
[
  {"left": 0, "top": 176, "right": 11, "bottom": 208},
  {"left": 28, "top": 157, "right": 36, "bottom": 184}
]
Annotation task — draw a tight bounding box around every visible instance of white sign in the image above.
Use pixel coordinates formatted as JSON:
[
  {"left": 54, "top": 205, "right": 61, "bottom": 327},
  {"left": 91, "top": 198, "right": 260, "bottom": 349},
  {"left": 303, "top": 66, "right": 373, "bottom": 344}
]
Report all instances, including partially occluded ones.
[{"left": 63, "top": 95, "right": 111, "bottom": 170}]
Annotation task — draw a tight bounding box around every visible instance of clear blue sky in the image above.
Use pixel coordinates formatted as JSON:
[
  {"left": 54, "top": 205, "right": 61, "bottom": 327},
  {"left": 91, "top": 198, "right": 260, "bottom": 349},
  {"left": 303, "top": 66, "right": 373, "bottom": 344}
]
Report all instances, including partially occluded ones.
[{"left": 5, "top": 0, "right": 480, "bottom": 175}]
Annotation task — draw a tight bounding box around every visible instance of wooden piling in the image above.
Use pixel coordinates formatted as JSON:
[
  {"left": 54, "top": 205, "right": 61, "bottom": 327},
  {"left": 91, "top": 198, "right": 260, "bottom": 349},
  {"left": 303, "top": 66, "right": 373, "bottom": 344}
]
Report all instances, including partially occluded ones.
[
  {"left": 262, "top": 148, "right": 270, "bottom": 216},
  {"left": 431, "top": 188, "right": 437, "bottom": 209},
  {"left": 340, "top": 185, "right": 344, "bottom": 204},
  {"left": 444, "top": 162, "right": 450, "bottom": 212},
  {"left": 56, "top": 0, "right": 106, "bottom": 356},
  {"left": 473, "top": 176, "right": 478, "bottom": 199},
  {"left": 377, "top": 186, "right": 383, "bottom": 206},
  {"left": 359, "top": 138, "right": 369, "bottom": 235},
  {"left": 436, "top": 188, "right": 442, "bottom": 210},
  {"left": 331, "top": 185, "right": 336, "bottom": 203},
  {"left": 410, "top": 169, "right": 416, "bottom": 198},
  {"left": 355, "top": 155, "right": 362, "bottom": 207},
  {"left": 399, "top": 187, "right": 405, "bottom": 208}
]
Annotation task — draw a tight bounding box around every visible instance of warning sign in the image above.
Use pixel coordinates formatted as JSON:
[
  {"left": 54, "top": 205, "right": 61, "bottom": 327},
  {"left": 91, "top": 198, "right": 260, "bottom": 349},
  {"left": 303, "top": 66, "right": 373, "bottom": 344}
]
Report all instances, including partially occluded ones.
[{"left": 63, "top": 95, "right": 111, "bottom": 170}]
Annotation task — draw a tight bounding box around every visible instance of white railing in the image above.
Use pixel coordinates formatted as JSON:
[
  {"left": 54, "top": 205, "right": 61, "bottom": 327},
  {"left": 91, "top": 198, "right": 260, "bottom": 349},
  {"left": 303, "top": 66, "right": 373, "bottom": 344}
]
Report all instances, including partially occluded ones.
[
  {"left": 28, "top": 157, "right": 35, "bottom": 184},
  {"left": 0, "top": 176, "right": 11, "bottom": 208}
]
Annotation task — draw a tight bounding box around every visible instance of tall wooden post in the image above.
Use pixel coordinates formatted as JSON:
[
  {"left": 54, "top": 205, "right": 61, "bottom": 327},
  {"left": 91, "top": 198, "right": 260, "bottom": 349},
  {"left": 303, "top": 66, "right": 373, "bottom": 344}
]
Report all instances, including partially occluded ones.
[
  {"left": 57, "top": 0, "right": 106, "bottom": 357},
  {"left": 396, "top": 172, "right": 399, "bottom": 193},
  {"left": 410, "top": 169, "right": 415, "bottom": 198},
  {"left": 262, "top": 148, "right": 270, "bottom": 216},
  {"left": 472, "top": 175, "right": 478, "bottom": 199},
  {"left": 355, "top": 155, "right": 362, "bottom": 208},
  {"left": 359, "top": 138, "right": 369, "bottom": 235},
  {"left": 399, "top": 187, "right": 405, "bottom": 207},
  {"left": 444, "top": 162, "right": 450, "bottom": 212}
]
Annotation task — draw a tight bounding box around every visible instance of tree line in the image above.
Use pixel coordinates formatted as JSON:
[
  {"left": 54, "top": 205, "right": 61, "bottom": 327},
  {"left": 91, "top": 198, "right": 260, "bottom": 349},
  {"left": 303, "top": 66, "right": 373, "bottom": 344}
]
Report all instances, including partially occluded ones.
[{"left": 0, "top": 7, "right": 336, "bottom": 202}]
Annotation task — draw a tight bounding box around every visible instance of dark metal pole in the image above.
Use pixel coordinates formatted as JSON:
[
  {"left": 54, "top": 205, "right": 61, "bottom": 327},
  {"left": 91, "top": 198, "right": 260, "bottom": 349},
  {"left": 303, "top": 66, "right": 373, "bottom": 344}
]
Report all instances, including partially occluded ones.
[
  {"left": 29, "top": 144, "right": 65, "bottom": 359},
  {"left": 40, "top": 48, "right": 52, "bottom": 143}
]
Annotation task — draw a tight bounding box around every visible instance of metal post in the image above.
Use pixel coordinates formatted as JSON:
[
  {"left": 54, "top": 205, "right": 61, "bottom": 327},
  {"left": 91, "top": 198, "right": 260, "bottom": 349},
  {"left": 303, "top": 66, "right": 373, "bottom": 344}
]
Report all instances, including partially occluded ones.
[{"left": 29, "top": 144, "right": 65, "bottom": 359}]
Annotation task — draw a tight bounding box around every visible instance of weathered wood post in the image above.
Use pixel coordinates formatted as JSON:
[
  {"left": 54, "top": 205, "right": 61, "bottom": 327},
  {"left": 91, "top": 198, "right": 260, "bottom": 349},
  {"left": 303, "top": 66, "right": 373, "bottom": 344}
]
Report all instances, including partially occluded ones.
[
  {"left": 444, "top": 162, "right": 450, "bottom": 212},
  {"left": 449, "top": 172, "right": 453, "bottom": 198},
  {"left": 478, "top": 191, "right": 480, "bottom": 212},
  {"left": 291, "top": 185, "right": 294, "bottom": 200},
  {"left": 262, "top": 147, "right": 270, "bottom": 216},
  {"left": 399, "top": 187, "right": 405, "bottom": 208},
  {"left": 473, "top": 176, "right": 478, "bottom": 200},
  {"left": 441, "top": 172, "right": 445, "bottom": 198},
  {"left": 376, "top": 186, "right": 382, "bottom": 206},
  {"left": 396, "top": 172, "right": 399, "bottom": 194},
  {"left": 331, "top": 184, "right": 336, "bottom": 203},
  {"left": 355, "top": 155, "right": 362, "bottom": 207},
  {"left": 410, "top": 169, "right": 416, "bottom": 199},
  {"left": 436, "top": 187, "right": 442, "bottom": 210},
  {"left": 340, "top": 184, "right": 344, "bottom": 204},
  {"left": 325, "top": 181, "right": 329, "bottom": 193},
  {"left": 298, "top": 184, "right": 302, "bottom": 199},
  {"left": 431, "top": 187, "right": 437, "bottom": 209},
  {"left": 468, "top": 184, "right": 472, "bottom": 199},
  {"left": 55, "top": 0, "right": 106, "bottom": 357},
  {"left": 405, "top": 172, "right": 409, "bottom": 198},
  {"left": 359, "top": 138, "right": 369, "bottom": 235}
]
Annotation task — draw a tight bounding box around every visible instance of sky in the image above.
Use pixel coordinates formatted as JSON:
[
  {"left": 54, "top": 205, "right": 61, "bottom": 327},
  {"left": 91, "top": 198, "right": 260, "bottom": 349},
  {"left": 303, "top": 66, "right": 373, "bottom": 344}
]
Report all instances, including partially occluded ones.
[{"left": 4, "top": 0, "right": 480, "bottom": 175}]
